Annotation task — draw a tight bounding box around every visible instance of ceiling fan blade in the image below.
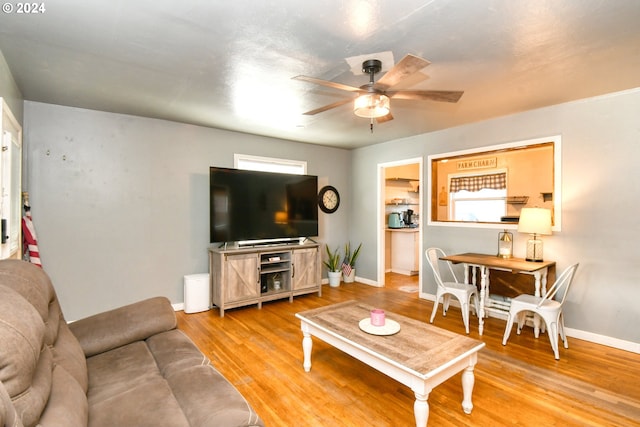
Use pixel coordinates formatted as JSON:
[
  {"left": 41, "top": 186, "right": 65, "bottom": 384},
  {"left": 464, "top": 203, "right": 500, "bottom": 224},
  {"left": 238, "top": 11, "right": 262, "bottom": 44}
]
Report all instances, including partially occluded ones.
[
  {"left": 374, "top": 54, "right": 431, "bottom": 90},
  {"left": 387, "top": 90, "right": 464, "bottom": 103},
  {"left": 292, "top": 75, "right": 362, "bottom": 93},
  {"left": 302, "top": 98, "right": 353, "bottom": 115},
  {"left": 376, "top": 112, "right": 394, "bottom": 124}
]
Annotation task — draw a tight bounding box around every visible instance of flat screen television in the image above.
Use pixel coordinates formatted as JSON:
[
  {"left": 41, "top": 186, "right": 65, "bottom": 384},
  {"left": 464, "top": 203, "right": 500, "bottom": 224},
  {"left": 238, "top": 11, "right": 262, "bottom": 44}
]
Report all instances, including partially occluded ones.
[{"left": 210, "top": 167, "right": 319, "bottom": 243}]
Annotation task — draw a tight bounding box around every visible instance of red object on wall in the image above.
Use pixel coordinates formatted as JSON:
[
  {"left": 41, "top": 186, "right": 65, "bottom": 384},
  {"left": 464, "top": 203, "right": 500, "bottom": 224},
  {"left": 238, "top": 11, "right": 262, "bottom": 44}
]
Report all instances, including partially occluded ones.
[{"left": 22, "top": 208, "right": 41, "bottom": 267}]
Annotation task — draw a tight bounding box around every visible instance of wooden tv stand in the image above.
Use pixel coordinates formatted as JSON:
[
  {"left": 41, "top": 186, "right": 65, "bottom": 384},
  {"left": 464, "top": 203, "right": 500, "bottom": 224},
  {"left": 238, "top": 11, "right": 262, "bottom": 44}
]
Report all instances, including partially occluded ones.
[{"left": 209, "top": 242, "right": 321, "bottom": 317}]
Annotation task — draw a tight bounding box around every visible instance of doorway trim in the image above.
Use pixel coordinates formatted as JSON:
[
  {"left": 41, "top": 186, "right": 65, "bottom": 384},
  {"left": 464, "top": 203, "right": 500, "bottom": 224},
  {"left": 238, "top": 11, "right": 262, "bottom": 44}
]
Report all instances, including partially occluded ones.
[{"left": 377, "top": 157, "right": 423, "bottom": 290}]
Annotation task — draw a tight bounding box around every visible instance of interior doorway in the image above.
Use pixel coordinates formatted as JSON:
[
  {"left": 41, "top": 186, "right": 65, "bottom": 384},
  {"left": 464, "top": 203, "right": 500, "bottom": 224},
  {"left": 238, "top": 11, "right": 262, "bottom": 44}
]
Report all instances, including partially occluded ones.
[{"left": 377, "top": 158, "right": 423, "bottom": 293}]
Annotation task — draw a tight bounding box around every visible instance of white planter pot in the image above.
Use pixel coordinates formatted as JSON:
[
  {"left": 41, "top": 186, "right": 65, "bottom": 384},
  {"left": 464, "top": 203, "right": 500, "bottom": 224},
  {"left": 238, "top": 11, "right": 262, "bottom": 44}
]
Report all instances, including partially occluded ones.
[
  {"left": 343, "top": 268, "right": 355, "bottom": 283},
  {"left": 328, "top": 271, "right": 342, "bottom": 287}
]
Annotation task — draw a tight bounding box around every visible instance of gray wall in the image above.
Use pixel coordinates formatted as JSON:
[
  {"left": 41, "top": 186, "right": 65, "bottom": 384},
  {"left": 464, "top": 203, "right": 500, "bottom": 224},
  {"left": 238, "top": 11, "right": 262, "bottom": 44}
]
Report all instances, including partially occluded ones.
[
  {"left": 351, "top": 88, "right": 640, "bottom": 344},
  {"left": 24, "top": 102, "right": 351, "bottom": 320}
]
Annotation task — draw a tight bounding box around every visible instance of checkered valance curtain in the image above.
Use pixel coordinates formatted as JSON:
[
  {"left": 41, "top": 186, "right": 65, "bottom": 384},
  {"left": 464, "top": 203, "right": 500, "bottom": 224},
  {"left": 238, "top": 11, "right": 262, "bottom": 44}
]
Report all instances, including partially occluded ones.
[{"left": 449, "top": 172, "right": 506, "bottom": 192}]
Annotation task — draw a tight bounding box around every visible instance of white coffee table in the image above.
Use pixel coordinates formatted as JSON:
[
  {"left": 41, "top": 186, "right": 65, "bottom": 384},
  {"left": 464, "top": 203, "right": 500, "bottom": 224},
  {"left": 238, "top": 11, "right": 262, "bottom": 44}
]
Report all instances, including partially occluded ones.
[{"left": 295, "top": 300, "right": 485, "bottom": 427}]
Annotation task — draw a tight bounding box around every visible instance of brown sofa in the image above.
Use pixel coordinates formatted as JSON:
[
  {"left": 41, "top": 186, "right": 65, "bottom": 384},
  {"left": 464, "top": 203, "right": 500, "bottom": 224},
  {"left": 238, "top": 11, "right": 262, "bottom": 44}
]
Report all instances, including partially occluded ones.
[{"left": 0, "top": 259, "right": 264, "bottom": 427}]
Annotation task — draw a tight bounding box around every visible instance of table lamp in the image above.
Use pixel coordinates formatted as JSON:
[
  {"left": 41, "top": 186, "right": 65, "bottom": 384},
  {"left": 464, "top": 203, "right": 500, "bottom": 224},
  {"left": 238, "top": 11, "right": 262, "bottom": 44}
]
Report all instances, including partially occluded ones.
[{"left": 517, "top": 208, "right": 552, "bottom": 262}]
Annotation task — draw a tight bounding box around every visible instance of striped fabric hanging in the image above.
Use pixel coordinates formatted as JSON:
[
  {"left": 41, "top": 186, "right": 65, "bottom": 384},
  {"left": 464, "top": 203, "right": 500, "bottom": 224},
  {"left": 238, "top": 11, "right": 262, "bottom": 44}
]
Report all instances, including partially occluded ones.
[{"left": 22, "top": 207, "right": 42, "bottom": 267}]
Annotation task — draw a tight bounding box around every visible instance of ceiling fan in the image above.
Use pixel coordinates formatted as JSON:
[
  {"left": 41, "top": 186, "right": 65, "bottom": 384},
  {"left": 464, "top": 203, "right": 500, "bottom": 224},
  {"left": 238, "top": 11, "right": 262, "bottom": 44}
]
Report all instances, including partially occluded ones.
[{"left": 293, "top": 54, "right": 464, "bottom": 128}]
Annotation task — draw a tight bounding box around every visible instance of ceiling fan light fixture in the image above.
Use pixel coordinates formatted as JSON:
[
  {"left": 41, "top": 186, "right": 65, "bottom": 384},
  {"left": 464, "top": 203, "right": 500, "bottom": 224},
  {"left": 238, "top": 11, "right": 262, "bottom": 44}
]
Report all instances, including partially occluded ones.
[{"left": 354, "top": 93, "right": 390, "bottom": 118}]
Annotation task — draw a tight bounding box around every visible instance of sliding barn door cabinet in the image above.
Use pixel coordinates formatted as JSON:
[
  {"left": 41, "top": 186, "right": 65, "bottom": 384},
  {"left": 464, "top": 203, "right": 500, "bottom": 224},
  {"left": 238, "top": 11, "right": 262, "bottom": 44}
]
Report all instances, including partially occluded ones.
[{"left": 209, "top": 243, "right": 321, "bottom": 316}]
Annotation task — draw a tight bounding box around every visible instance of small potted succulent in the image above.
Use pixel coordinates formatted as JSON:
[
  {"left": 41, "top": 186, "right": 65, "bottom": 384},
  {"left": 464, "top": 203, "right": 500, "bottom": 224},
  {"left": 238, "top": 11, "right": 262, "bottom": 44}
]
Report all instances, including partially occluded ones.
[
  {"left": 341, "top": 242, "right": 362, "bottom": 283},
  {"left": 323, "top": 245, "right": 342, "bottom": 287}
]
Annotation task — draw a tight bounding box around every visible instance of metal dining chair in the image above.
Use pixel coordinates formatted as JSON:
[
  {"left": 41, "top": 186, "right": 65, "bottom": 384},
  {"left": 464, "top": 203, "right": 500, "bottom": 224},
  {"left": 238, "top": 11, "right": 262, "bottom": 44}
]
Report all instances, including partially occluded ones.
[
  {"left": 502, "top": 263, "right": 579, "bottom": 359},
  {"left": 425, "top": 247, "right": 479, "bottom": 334}
]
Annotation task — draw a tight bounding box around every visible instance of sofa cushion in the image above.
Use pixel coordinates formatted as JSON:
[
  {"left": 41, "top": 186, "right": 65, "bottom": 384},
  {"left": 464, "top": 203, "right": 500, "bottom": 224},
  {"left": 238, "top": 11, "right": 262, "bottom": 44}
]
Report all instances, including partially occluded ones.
[
  {"left": 86, "top": 330, "right": 263, "bottom": 427},
  {"left": 0, "top": 285, "right": 53, "bottom": 427},
  {"left": 89, "top": 376, "right": 190, "bottom": 427},
  {"left": 37, "top": 365, "right": 88, "bottom": 427},
  {"left": 50, "top": 323, "right": 88, "bottom": 393},
  {"left": 0, "top": 260, "right": 88, "bottom": 393},
  {"left": 146, "top": 329, "right": 209, "bottom": 376},
  {"left": 69, "top": 297, "right": 177, "bottom": 358},
  {"left": 12, "top": 348, "right": 53, "bottom": 427},
  {"left": 148, "top": 330, "right": 263, "bottom": 427},
  {"left": 86, "top": 341, "right": 159, "bottom": 404},
  {"left": 0, "top": 380, "right": 23, "bottom": 427},
  {"left": 166, "top": 364, "right": 264, "bottom": 427},
  {"left": 0, "top": 260, "right": 54, "bottom": 324},
  {"left": 86, "top": 341, "right": 190, "bottom": 427},
  {"left": 0, "top": 260, "right": 61, "bottom": 351},
  {"left": 0, "top": 286, "right": 44, "bottom": 396}
]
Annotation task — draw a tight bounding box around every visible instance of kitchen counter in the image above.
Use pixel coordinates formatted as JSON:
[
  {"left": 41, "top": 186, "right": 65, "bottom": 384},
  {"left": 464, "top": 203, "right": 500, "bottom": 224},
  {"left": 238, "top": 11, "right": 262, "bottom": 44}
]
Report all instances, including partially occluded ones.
[
  {"left": 386, "top": 228, "right": 420, "bottom": 275},
  {"left": 386, "top": 227, "right": 419, "bottom": 232}
]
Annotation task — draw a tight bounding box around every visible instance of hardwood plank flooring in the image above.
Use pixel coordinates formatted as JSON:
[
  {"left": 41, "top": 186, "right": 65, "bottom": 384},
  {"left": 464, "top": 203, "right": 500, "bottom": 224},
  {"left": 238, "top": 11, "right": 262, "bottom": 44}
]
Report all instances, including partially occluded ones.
[{"left": 176, "top": 274, "right": 640, "bottom": 426}]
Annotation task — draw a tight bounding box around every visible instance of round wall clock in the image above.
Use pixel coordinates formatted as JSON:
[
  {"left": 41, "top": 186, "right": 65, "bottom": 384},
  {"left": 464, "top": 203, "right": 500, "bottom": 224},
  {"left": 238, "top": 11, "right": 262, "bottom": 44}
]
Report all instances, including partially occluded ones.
[{"left": 318, "top": 185, "right": 340, "bottom": 214}]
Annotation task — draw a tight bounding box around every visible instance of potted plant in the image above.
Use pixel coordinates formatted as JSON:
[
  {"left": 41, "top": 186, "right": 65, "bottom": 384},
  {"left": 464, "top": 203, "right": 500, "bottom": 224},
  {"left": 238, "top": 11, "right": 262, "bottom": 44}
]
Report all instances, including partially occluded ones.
[
  {"left": 342, "top": 242, "right": 362, "bottom": 283},
  {"left": 323, "top": 245, "right": 342, "bottom": 287}
]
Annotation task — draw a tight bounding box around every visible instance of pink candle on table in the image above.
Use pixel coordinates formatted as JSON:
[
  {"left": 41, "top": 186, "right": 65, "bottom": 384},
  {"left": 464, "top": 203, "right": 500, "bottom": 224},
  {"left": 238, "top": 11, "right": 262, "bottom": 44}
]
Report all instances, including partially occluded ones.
[{"left": 370, "top": 309, "right": 385, "bottom": 326}]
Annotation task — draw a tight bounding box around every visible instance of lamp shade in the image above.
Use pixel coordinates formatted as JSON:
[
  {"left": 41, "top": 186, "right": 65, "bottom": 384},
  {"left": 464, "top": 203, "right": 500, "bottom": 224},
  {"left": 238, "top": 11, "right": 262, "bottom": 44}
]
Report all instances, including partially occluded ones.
[
  {"left": 517, "top": 208, "right": 552, "bottom": 235},
  {"left": 354, "top": 93, "right": 390, "bottom": 118}
]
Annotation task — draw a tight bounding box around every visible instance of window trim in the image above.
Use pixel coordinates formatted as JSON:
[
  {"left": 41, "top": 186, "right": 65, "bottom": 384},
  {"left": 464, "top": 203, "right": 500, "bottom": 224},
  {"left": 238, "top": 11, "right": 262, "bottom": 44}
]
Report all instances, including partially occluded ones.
[
  {"left": 234, "top": 154, "right": 307, "bottom": 174},
  {"left": 427, "top": 135, "right": 562, "bottom": 230}
]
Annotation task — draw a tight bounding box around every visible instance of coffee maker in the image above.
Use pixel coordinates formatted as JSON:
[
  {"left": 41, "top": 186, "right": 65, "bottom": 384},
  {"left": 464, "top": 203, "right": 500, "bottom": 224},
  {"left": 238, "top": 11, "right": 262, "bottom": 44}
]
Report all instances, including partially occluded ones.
[{"left": 403, "top": 209, "right": 414, "bottom": 226}]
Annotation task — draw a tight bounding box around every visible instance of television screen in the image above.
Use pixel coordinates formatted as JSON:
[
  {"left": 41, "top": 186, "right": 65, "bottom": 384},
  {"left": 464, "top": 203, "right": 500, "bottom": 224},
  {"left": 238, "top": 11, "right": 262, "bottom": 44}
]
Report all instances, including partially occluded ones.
[{"left": 210, "top": 167, "right": 319, "bottom": 243}]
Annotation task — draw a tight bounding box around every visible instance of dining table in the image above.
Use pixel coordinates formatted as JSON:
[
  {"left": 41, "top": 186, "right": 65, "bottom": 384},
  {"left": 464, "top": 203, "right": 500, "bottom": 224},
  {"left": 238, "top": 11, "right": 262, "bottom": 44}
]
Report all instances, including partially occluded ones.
[{"left": 439, "top": 253, "right": 555, "bottom": 336}]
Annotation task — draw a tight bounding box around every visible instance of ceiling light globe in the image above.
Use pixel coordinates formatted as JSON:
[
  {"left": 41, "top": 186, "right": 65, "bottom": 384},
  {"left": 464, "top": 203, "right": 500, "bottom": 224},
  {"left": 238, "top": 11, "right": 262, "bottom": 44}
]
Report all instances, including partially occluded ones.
[{"left": 354, "top": 93, "right": 390, "bottom": 118}]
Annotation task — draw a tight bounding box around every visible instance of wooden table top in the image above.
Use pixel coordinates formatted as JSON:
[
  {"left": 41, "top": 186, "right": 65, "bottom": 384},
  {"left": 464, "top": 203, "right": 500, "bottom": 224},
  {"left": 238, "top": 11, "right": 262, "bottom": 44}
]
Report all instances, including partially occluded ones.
[
  {"left": 296, "top": 300, "right": 484, "bottom": 376},
  {"left": 441, "top": 252, "right": 555, "bottom": 273}
]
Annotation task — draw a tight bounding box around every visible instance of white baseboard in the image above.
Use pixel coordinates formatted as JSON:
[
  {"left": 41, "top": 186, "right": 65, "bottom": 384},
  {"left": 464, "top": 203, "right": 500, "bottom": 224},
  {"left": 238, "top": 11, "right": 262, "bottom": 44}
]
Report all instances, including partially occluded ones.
[
  {"left": 563, "top": 327, "right": 640, "bottom": 354},
  {"left": 389, "top": 268, "right": 418, "bottom": 276},
  {"left": 420, "top": 292, "right": 434, "bottom": 301},
  {"left": 419, "top": 293, "right": 639, "bottom": 354},
  {"left": 356, "top": 275, "right": 381, "bottom": 287},
  {"left": 321, "top": 276, "right": 381, "bottom": 287},
  {"left": 172, "top": 303, "right": 184, "bottom": 311}
]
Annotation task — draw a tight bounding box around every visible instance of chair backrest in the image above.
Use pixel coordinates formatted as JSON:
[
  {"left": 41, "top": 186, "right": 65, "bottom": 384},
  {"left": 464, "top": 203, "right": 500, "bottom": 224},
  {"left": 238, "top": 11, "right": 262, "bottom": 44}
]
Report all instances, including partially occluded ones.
[
  {"left": 425, "top": 247, "right": 460, "bottom": 289},
  {"left": 537, "top": 263, "right": 579, "bottom": 308}
]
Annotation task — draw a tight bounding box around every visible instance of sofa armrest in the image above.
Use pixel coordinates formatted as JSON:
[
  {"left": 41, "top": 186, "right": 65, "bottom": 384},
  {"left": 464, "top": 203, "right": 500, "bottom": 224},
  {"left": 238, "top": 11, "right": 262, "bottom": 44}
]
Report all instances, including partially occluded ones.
[{"left": 69, "top": 297, "right": 177, "bottom": 357}]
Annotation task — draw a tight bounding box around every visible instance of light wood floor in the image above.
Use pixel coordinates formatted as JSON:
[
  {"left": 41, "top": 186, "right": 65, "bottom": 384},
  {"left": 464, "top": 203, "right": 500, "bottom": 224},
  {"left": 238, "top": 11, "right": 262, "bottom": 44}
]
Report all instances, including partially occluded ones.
[{"left": 176, "top": 274, "right": 640, "bottom": 427}]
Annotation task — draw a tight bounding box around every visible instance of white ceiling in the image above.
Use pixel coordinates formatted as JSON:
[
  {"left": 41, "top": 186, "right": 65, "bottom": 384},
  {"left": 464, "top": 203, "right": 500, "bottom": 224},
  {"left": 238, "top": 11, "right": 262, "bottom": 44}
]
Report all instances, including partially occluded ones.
[{"left": 1, "top": 0, "right": 639, "bottom": 149}]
